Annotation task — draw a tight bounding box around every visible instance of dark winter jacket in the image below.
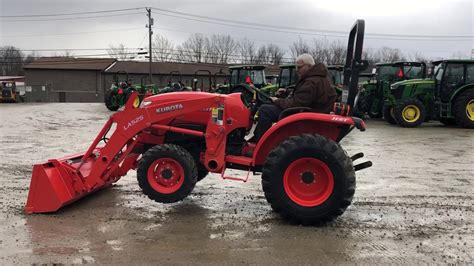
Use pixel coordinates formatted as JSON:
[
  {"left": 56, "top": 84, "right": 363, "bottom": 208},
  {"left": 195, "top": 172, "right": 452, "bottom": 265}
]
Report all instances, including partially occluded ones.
[{"left": 273, "top": 63, "right": 336, "bottom": 113}]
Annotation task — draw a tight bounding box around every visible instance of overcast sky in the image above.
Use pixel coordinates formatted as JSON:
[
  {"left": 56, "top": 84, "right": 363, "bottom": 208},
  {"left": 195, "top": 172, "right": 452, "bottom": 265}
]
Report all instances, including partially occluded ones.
[{"left": 0, "top": 0, "right": 473, "bottom": 60}]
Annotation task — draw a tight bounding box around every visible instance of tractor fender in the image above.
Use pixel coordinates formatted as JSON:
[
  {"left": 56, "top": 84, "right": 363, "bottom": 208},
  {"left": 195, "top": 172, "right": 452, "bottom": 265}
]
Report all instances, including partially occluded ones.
[
  {"left": 252, "top": 113, "right": 359, "bottom": 166},
  {"left": 450, "top": 84, "right": 474, "bottom": 103}
]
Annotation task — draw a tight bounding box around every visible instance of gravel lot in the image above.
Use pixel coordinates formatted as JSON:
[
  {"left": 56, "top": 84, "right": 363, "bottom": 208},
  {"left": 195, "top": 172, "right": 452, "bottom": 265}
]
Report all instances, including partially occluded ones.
[{"left": 0, "top": 103, "right": 472, "bottom": 264}]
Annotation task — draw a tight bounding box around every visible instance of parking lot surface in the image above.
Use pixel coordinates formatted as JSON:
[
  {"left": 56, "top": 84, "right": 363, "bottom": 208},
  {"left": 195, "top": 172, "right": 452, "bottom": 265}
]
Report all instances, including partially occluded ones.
[{"left": 0, "top": 103, "right": 472, "bottom": 264}]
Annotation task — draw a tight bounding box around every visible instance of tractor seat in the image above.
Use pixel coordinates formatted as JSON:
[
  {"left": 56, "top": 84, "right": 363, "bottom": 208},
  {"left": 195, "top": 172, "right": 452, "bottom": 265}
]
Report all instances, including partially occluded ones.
[{"left": 278, "top": 107, "right": 312, "bottom": 120}]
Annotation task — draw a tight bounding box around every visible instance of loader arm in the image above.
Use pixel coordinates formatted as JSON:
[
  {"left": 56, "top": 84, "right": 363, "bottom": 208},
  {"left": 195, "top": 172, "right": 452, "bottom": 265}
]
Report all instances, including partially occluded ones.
[{"left": 25, "top": 92, "right": 223, "bottom": 213}]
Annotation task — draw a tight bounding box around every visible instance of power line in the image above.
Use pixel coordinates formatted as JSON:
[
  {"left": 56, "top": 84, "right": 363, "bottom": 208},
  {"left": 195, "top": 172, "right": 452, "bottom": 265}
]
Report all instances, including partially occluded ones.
[
  {"left": 2, "top": 6, "right": 471, "bottom": 40},
  {"left": 0, "top": 27, "right": 144, "bottom": 38},
  {"left": 0, "top": 12, "right": 143, "bottom": 23},
  {"left": 0, "top": 7, "right": 146, "bottom": 18},
  {"left": 0, "top": 48, "right": 144, "bottom": 51},
  {"left": 152, "top": 11, "right": 473, "bottom": 41},
  {"left": 150, "top": 6, "right": 474, "bottom": 39}
]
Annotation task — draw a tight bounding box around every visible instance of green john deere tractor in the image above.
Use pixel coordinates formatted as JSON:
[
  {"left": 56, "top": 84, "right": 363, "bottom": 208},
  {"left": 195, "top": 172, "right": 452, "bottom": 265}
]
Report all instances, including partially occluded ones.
[
  {"left": 214, "top": 65, "right": 270, "bottom": 95},
  {"left": 355, "top": 61, "right": 427, "bottom": 119},
  {"left": 104, "top": 71, "right": 160, "bottom": 111},
  {"left": 259, "top": 64, "right": 298, "bottom": 97},
  {"left": 327, "top": 65, "right": 345, "bottom": 98},
  {"left": 159, "top": 71, "right": 192, "bottom": 93},
  {"left": 384, "top": 78, "right": 434, "bottom": 126},
  {"left": 388, "top": 59, "right": 474, "bottom": 128}
]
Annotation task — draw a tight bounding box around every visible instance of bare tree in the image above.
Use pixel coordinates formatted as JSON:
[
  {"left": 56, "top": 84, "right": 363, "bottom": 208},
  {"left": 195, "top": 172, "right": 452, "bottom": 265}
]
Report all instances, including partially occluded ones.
[
  {"left": 362, "top": 48, "right": 378, "bottom": 66},
  {"left": 266, "top": 44, "right": 284, "bottom": 65},
  {"left": 107, "top": 44, "right": 129, "bottom": 60},
  {"left": 310, "top": 39, "right": 330, "bottom": 64},
  {"left": 376, "top": 46, "right": 406, "bottom": 63},
  {"left": 408, "top": 52, "right": 432, "bottom": 63},
  {"left": 255, "top": 45, "right": 268, "bottom": 64},
  {"left": 289, "top": 37, "right": 310, "bottom": 60},
  {"left": 238, "top": 39, "right": 257, "bottom": 64},
  {"left": 179, "top": 33, "right": 208, "bottom": 63},
  {"left": 153, "top": 34, "right": 174, "bottom": 62},
  {"left": 210, "top": 34, "right": 238, "bottom": 64},
  {"left": 0, "top": 46, "right": 25, "bottom": 75},
  {"left": 450, "top": 51, "right": 468, "bottom": 59},
  {"left": 328, "top": 40, "right": 346, "bottom": 65}
]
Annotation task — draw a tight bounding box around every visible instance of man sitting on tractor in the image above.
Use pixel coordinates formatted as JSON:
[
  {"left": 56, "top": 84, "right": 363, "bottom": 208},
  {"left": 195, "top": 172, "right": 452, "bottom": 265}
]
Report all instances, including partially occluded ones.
[{"left": 251, "top": 53, "right": 337, "bottom": 143}]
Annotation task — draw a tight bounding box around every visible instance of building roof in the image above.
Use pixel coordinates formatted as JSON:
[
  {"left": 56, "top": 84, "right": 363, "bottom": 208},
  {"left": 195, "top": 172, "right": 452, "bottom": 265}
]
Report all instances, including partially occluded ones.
[
  {"left": 23, "top": 58, "right": 283, "bottom": 76},
  {"left": 24, "top": 57, "right": 116, "bottom": 70},
  {"left": 106, "top": 61, "right": 230, "bottom": 75},
  {"left": 0, "top": 76, "right": 25, "bottom": 81}
]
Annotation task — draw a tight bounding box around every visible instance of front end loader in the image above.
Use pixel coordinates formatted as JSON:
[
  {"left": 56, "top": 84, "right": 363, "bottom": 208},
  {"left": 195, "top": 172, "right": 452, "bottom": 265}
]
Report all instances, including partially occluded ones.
[{"left": 25, "top": 20, "right": 372, "bottom": 225}]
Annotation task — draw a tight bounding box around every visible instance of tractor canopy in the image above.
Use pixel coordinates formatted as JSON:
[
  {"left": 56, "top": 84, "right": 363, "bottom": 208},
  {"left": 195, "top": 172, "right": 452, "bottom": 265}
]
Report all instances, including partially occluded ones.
[
  {"left": 376, "top": 61, "right": 426, "bottom": 82},
  {"left": 229, "top": 65, "right": 267, "bottom": 88}
]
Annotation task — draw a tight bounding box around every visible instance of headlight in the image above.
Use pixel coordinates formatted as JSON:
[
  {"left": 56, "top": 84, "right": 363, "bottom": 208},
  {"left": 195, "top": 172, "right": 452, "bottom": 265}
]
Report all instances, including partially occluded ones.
[{"left": 140, "top": 100, "right": 152, "bottom": 108}]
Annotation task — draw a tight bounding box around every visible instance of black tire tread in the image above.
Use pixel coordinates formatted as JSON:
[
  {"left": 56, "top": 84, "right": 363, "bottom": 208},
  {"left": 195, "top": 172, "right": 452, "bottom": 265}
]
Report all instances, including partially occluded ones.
[
  {"left": 383, "top": 105, "right": 397, "bottom": 125},
  {"left": 453, "top": 89, "right": 474, "bottom": 128},
  {"left": 261, "top": 134, "right": 355, "bottom": 225},
  {"left": 137, "top": 144, "right": 197, "bottom": 203},
  {"left": 394, "top": 99, "right": 426, "bottom": 128},
  {"left": 104, "top": 90, "right": 120, "bottom": 111}
]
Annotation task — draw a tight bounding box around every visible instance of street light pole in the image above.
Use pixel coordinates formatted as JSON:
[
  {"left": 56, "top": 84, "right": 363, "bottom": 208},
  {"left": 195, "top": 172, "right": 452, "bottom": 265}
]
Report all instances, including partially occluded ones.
[{"left": 146, "top": 8, "right": 154, "bottom": 84}]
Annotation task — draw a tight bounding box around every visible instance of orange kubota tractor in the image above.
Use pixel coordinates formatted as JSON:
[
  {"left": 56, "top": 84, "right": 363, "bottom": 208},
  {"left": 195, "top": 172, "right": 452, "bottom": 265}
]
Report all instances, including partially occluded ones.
[{"left": 25, "top": 20, "right": 371, "bottom": 225}]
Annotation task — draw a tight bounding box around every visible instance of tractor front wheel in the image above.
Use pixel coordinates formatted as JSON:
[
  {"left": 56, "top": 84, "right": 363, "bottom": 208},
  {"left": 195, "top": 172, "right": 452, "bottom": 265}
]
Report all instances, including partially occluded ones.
[
  {"left": 261, "top": 134, "right": 355, "bottom": 225},
  {"left": 137, "top": 144, "right": 197, "bottom": 203},
  {"left": 453, "top": 89, "right": 474, "bottom": 128},
  {"left": 394, "top": 99, "right": 426, "bottom": 128},
  {"left": 383, "top": 105, "right": 397, "bottom": 125},
  {"left": 104, "top": 90, "right": 120, "bottom": 111}
]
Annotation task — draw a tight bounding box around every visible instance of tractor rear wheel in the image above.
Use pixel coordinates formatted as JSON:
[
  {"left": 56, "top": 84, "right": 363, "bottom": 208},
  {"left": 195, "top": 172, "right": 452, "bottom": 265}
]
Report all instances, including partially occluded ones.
[
  {"left": 453, "top": 89, "right": 474, "bottom": 128},
  {"left": 137, "top": 144, "right": 197, "bottom": 203},
  {"left": 104, "top": 90, "right": 120, "bottom": 111},
  {"left": 383, "top": 105, "right": 397, "bottom": 125},
  {"left": 394, "top": 99, "right": 426, "bottom": 127},
  {"left": 261, "top": 134, "right": 355, "bottom": 225}
]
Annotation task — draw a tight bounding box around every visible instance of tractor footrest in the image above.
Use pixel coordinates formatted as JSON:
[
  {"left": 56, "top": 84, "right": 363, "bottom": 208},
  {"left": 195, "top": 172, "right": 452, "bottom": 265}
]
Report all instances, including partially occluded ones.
[{"left": 225, "top": 155, "right": 252, "bottom": 166}]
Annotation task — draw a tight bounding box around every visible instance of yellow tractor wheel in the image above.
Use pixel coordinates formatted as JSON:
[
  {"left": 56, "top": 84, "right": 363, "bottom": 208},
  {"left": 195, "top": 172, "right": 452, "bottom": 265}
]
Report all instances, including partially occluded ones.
[{"left": 394, "top": 99, "right": 426, "bottom": 128}]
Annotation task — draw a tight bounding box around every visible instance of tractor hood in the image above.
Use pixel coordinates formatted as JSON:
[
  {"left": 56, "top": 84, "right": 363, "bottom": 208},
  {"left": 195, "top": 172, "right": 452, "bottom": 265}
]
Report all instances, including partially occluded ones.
[
  {"left": 140, "top": 92, "right": 223, "bottom": 108},
  {"left": 390, "top": 78, "right": 434, "bottom": 90}
]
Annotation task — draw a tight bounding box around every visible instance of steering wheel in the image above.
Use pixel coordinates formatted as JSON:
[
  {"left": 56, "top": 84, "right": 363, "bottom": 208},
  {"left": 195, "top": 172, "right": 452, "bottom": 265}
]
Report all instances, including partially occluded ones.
[
  {"left": 231, "top": 84, "right": 272, "bottom": 107},
  {"left": 278, "top": 85, "right": 295, "bottom": 98}
]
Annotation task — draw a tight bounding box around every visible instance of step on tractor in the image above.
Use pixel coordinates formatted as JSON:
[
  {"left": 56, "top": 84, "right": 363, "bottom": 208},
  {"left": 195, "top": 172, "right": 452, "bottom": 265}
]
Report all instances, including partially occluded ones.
[
  {"left": 104, "top": 71, "right": 159, "bottom": 111},
  {"left": 387, "top": 59, "right": 474, "bottom": 128},
  {"left": 356, "top": 62, "right": 427, "bottom": 121},
  {"left": 25, "top": 20, "right": 372, "bottom": 225}
]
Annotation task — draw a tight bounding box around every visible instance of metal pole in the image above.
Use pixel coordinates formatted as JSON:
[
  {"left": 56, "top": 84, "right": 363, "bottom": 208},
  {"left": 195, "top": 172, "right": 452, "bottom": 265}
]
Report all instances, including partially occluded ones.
[{"left": 147, "top": 8, "right": 153, "bottom": 84}]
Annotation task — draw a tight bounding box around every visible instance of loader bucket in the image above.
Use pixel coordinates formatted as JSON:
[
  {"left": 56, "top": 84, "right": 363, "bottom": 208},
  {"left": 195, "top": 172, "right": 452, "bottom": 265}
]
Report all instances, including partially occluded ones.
[
  {"left": 24, "top": 150, "right": 112, "bottom": 214},
  {"left": 24, "top": 102, "right": 142, "bottom": 214}
]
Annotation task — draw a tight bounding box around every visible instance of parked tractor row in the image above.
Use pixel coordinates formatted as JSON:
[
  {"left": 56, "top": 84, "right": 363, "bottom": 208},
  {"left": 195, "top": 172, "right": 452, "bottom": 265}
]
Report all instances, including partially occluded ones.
[{"left": 356, "top": 60, "right": 474, "bottom": 128}]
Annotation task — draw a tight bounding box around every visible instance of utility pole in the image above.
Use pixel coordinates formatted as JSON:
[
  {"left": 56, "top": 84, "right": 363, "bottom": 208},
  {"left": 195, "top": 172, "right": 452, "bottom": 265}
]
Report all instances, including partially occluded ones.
[{"left": 146, "top": 8, "right": 154, "bottom": 84}]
